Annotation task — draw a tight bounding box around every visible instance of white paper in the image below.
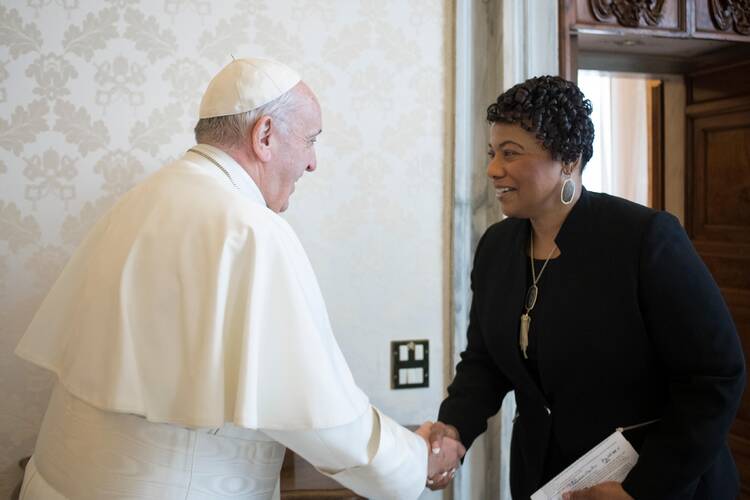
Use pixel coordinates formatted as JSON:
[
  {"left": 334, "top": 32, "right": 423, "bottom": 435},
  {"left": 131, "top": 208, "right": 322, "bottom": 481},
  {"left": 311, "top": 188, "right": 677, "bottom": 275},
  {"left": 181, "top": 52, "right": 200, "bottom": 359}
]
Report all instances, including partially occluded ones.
[{"left": 531, "top": 431, "right": 638, "bottom": 500}]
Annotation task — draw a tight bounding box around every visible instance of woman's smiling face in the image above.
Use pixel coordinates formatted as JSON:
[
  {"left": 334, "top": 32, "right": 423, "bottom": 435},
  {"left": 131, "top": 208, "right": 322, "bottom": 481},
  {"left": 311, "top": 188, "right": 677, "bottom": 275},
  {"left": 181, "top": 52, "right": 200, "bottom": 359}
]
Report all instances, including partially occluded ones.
[{"left": 487, "top": 122, "right": 571, "bottom": 219}]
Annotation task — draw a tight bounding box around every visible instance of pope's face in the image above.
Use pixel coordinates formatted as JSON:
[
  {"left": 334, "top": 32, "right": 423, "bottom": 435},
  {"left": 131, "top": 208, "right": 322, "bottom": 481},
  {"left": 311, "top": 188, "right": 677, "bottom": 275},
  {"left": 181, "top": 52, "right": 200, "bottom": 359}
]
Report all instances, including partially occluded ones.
[{"left": 267, "top": 84, "right": 322, "bottom": 212}]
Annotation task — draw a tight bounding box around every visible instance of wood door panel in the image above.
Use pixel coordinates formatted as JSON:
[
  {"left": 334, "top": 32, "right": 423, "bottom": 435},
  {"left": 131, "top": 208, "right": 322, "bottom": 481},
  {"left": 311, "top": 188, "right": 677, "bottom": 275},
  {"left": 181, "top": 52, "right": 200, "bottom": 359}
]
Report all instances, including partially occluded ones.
[
  {"left": 689, "top": 108, "right": 750, "bottom": 242},
  {"left": 700, "top": 254, "right": 750, "bottom": 289},
  {"left": 689, "top": 61, "right": 750, "bottom": 104},
  {"left": 695, "top": 241, "right": 750, "bottom": 290},
  {"left": 705, "top": 127, "right": 750, "bottom": 227}
]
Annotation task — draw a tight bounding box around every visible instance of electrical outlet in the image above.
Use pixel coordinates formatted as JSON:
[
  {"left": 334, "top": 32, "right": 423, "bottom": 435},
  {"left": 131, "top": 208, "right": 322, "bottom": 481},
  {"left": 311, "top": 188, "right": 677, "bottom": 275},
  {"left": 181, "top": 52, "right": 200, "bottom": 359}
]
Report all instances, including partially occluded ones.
[{"left": 391, "top": 340, "right": 429, "bottom": 389}]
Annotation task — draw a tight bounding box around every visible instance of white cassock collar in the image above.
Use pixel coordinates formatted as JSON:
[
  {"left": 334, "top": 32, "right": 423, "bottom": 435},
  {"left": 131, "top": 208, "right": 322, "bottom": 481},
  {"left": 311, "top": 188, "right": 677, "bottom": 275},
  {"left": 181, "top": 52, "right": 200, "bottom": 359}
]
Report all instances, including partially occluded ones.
[{"left": 187, "top": 143, "right": 266, "bottom": 207}]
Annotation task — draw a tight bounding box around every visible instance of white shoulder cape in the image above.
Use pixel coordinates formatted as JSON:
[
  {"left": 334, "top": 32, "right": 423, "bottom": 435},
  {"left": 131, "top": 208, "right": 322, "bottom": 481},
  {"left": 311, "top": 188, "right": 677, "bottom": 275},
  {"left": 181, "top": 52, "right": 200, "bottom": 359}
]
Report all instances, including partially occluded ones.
[{"left": 16, "top": 144, "right": 370, "bottom": 430}]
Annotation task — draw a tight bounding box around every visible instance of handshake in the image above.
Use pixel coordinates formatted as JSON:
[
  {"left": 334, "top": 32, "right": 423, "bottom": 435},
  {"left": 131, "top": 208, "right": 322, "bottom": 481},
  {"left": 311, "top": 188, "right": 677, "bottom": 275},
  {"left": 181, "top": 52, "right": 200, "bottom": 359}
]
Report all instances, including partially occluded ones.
[{"left": 415, "top": 421, "right": 465, "bottom": 490}]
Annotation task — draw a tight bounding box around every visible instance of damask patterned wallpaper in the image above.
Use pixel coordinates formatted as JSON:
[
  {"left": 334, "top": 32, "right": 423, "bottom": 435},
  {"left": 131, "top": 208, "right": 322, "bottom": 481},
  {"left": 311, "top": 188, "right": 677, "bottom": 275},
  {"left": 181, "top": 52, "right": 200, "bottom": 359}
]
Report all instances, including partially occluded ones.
[{"left": 0, "top": 0, "right": 451, "bottom": 494}]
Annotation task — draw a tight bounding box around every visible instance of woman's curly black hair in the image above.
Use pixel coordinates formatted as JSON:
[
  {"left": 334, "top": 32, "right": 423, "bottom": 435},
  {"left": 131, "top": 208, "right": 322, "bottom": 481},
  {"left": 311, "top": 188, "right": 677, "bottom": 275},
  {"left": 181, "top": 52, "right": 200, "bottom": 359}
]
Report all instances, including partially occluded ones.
[{"left": 487, "top": 75, "right": 595, "bottom": 169}]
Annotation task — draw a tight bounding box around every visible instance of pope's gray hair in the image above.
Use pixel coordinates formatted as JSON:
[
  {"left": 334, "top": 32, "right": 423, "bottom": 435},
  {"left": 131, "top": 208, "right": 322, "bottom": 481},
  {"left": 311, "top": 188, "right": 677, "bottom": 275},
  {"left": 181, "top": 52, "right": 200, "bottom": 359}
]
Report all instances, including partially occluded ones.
[{"left": 194, "top": 87, "right": 301, "bottom": 148}]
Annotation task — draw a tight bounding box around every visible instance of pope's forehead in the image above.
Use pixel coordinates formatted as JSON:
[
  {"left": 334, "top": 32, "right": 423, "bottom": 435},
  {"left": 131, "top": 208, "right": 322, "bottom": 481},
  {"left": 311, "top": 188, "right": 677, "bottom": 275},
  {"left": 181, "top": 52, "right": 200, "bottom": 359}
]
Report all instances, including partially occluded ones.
[{"left": 300, "top": 86, "right": 322, "bottom": 126}]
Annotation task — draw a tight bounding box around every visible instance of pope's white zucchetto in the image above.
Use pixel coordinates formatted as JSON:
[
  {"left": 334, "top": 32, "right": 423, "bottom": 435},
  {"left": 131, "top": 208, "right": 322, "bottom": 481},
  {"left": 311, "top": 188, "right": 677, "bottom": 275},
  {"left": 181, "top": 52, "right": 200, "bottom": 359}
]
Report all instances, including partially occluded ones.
[{"left": 198, "top": 58, "right": 301, "bottom": 119}]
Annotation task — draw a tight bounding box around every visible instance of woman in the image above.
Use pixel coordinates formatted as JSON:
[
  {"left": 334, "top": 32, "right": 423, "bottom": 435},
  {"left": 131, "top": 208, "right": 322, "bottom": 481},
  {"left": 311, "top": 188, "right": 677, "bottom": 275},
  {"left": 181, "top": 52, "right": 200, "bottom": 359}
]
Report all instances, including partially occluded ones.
[{"left": 429, "top": 76, "right": 744, "bottom": 499}]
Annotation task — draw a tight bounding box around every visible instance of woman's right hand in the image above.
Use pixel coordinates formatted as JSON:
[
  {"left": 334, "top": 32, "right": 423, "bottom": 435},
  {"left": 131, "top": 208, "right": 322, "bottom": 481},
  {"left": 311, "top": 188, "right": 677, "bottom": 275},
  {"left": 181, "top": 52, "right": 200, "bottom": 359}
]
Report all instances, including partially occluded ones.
[{"left": 426, "top": 421, "right": 462, "bottom": 490}]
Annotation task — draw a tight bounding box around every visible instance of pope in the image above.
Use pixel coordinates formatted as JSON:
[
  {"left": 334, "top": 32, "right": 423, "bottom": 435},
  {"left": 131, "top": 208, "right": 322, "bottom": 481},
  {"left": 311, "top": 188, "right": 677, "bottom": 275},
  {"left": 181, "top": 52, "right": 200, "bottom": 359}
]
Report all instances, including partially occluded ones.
[{"left": 15, "top": 57, "right": 464, "bottom": 500}]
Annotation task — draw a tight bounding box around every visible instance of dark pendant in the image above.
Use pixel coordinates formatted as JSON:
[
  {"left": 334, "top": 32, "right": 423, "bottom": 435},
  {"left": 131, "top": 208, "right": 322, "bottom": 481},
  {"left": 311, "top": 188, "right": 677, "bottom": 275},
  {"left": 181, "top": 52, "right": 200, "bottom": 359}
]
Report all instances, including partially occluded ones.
[
  {"left": 562, "top": 179, "right": 575, "bottom": 203},
  {"left": 525, "top": 285, "right": 538, "bottom": 310}
]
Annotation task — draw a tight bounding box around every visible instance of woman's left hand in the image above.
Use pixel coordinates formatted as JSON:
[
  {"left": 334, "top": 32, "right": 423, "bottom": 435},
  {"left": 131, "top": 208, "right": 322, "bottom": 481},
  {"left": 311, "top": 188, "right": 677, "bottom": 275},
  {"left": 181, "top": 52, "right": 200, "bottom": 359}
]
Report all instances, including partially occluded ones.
[{"left": 562, "top": 481, "right": 633, "bottom": 500}]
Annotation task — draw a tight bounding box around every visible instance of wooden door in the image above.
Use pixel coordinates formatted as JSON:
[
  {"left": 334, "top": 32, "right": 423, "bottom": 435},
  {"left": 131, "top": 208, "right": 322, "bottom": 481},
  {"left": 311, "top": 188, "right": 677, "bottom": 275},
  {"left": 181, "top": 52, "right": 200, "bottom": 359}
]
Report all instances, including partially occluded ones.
[{"left": 686, "top": 59, "right": 750, "bottom": 498}]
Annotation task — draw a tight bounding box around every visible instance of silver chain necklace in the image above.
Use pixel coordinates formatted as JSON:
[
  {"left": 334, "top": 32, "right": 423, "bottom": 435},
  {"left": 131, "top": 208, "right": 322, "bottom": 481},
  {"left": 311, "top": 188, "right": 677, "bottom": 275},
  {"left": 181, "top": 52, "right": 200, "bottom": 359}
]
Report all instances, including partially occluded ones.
[{"left": 187, "top": 148, "right": 239, "bottom": 191}]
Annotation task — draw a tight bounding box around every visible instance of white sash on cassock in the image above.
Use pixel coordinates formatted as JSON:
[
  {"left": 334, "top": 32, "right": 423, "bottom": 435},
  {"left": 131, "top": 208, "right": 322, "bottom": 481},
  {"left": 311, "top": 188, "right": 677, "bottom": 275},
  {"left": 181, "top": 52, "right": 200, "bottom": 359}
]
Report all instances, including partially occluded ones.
[{"left": 16, "top": 144, "right": 369, "bottom": 430}]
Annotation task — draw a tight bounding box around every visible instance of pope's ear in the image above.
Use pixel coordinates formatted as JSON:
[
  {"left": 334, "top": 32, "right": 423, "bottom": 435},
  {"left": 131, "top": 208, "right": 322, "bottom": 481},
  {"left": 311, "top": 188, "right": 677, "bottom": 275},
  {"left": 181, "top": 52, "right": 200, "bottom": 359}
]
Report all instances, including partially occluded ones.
[{"left": 250, "top": 115, "right": 273, "bottom": 162}]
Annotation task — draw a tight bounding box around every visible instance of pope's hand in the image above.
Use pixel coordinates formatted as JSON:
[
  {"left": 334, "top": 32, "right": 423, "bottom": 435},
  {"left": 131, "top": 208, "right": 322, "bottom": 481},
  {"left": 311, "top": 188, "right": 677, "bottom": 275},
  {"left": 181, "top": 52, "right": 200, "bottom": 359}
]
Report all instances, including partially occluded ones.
[
  {"left": 417, "top": 420, "right": 463, "bottom": 490},
  {"left": 562, "top": 481, "right": 633, "bottom": 500}
]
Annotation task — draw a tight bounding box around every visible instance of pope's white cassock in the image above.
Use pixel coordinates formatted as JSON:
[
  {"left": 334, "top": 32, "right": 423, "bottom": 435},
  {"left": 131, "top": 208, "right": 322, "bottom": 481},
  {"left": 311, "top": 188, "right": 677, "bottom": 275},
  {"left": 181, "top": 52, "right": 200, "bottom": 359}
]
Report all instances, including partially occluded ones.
[{"left": 15, "top": 141, "right": 428, "bottom": 496}]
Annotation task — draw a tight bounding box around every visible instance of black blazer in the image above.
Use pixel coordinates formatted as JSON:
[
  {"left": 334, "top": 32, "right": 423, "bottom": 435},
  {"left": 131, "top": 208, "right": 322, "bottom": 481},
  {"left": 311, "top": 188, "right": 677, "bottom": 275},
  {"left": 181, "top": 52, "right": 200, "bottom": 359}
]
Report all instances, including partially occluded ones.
[{"left": 439, "top": 188, "right": 745, "bottom": 499}]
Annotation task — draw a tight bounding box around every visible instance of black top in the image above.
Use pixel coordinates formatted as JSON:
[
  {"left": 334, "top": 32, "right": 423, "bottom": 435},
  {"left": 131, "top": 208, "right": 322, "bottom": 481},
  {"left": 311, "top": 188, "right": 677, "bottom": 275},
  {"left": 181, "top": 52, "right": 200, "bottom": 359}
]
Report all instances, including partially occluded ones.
[
  {"left": 523, "top": 257, "right": 569, "bottom": 484},
  {"left": 438, "top": 188, "right": 745, "bottom": 499}
]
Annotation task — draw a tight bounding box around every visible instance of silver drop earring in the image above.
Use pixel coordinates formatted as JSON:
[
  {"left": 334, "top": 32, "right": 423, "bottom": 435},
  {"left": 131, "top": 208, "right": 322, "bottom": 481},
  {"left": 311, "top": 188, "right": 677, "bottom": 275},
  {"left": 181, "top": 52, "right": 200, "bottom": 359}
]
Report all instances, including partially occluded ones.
[{"left": 561, "top": 172, "right": 576, "bottom": 205}]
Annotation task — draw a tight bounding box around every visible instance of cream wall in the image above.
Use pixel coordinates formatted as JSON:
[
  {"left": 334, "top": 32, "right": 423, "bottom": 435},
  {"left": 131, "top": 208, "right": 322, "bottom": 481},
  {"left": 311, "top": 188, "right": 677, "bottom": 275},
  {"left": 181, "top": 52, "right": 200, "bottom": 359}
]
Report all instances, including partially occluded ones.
[{"left": 0, "top": 1, "right": 452, "bottom": 495}]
